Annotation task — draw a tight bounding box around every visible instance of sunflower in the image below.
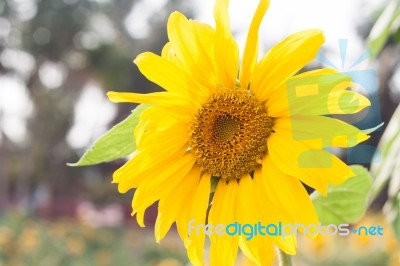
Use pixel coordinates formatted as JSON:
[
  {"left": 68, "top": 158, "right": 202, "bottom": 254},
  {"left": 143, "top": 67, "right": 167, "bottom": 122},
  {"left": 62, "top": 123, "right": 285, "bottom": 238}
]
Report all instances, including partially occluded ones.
[{"left": 107, "top": 0, "right": 370, "bottom": 265}]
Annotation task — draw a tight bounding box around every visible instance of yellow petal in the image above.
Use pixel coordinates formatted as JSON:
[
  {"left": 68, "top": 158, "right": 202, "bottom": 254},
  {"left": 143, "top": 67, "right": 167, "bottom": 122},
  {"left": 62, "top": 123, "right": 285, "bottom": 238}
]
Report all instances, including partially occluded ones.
[
  {"left": 161, "top": 41, "right": 185, "bottom": 72},
  {"left": 256, "top": 157, "right": 318, "bottom": 227},
  {"left": 134, "top": 52, "right": 203, "bottom": 99},
  {"left": 295, "top": 68, "right": 339, "bottom": 77},
  {"left": 135, "top": 116, "right": 189, "bottom": 149},
  {"left": 268, "top": 132, "right": 355, "bottom": 195},
  {"left": 209, "top": 179, "right": 239, "bottom": 266},
  {"left": 238, "top": 236, "right": 274, "bottom": 266},
  {"left": 184, "top": 173, "right": 211, "bottom": 266},
  {"left": 240, "top": 0, "right": 270, "bottom": 90},
  {"left": 161, "top": 42, "right": 172, "bottom": 58},
  {"left": 135, "top": 208, "right": 146, "bottom": 227},
  {"left": 265, "top": 69, "right": 371, "bottom": 117},
  {"left": 236, "top": 175, "right": 277, "bottom": 265},
  {"left": 287, "top": 71, "right": 370, "bottom": 116},
  {"left": 139, "top": 105, "right": 192, "bottom": 120},
  {"left": 213, "top": 0, "right": 239, "bottom": 89},
  {"left": 135, "top": 106, "right": 193, "bottom": 139},
  {"left": 237, "top": 175, "right": 297, "bottom": 256},
  {"left": 167, "top": 12, "right": 218, "bottom": 93},
  {"left": 251, "top": 29, "right": 324, "bottom": 102},
  {"left": 161, "top": 42, "right": 179, "bottom": 65},
  {"left": 188, "top": 20, "right": 219, "bottom": 86},
  {"left": 264, "top": 68, "right": 336, "bottom": 116},
  {"left": 131, "top": 153, "right": 196, "bottom": 226},
  {"left": 273, "top": 115, "right": 369, "bottom": 148},
  {"left": 155, "top": 165, "right": 201, "bottom": 242},
  {"left": 114, "top": 122, "right": 189, "bottom": 192},
  {"left": 107, "top": 91, "right": 195, "bottom": 107}
]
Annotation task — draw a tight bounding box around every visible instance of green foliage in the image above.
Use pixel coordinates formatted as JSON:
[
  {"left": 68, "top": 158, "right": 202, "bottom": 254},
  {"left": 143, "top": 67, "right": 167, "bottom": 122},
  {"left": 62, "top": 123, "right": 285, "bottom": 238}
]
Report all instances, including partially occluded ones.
[
  {"left": 0, "top": 215, "right": 187, "bottom": 266},
  {"left": 311, "top": 165, "right": 373, "bottom": 225},
  {"left": 367, "top": 0, "right": 400, "bottom": 58},
  {"left": 371, "top": 104, "right": 400, "bottom": 242},
  {"left": 69, "top": 104, "right": 149, "bottom": 166}
]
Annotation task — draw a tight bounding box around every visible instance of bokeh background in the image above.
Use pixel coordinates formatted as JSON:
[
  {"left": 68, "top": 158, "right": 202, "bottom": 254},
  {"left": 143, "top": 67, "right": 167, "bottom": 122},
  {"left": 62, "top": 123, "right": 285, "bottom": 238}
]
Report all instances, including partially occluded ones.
[{"left": 0, "top": 0, "right": 399, "bottom": 265}]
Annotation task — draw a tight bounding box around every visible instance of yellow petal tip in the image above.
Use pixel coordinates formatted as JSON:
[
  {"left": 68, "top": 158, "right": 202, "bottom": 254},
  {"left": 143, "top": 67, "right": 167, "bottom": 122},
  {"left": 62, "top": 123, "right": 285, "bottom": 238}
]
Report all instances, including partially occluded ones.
[{"left": 106, "top": 91, "right": 120, "bottom": 103}]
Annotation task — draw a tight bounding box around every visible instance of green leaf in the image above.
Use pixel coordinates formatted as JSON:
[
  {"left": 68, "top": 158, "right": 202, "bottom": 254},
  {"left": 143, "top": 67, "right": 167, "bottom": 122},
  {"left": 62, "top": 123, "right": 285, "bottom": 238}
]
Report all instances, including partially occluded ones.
[
  {"left": 367, "top": 0, "right": 400, "bottom": 58},
  {"left": 68, "top": 104, "right": 149, "bottom": 166},
  {"left": 311, "top": 165, "right": 373, "bottom": 225}
]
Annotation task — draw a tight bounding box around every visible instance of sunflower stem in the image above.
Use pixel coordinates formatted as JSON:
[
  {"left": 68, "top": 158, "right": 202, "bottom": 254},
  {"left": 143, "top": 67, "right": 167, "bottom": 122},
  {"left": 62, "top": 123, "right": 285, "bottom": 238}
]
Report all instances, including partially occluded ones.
[{"left": 278, "top": 249, "right": 293, "bottom": 266}]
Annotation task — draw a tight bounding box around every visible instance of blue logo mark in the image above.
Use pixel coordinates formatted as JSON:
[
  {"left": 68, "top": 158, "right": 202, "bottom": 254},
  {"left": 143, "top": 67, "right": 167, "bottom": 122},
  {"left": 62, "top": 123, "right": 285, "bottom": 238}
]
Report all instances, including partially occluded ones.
[{"left": 317, "top": 39, "right": 383, "bottom": 165}]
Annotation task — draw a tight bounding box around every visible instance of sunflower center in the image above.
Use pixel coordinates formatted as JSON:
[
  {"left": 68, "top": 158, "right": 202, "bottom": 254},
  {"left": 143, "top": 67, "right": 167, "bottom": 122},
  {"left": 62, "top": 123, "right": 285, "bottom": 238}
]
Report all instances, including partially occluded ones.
[
  {"left": 189, "top": 89, "right": 274, "bottom": 179},
  {"left": 212, "top": 114, "right": 240, "bottom": 142}
]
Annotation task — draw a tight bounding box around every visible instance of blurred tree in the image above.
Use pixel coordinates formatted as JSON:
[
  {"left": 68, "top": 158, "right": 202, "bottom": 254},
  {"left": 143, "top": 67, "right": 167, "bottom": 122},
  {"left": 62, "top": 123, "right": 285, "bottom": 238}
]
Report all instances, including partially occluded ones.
[
  {"left": 0, "top": 0, "right": 187, "bottom": 217},
  {"left": 360, "top": 0, "right": 400, "bottom": 121},
  {"left": 357, "top": 0, "right": 400, "bottom": 242}
]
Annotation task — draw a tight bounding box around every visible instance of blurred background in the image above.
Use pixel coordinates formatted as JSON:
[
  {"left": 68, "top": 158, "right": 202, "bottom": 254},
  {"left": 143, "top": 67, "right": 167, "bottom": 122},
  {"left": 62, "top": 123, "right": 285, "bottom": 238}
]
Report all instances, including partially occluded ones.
[{"left": 0, "top": 0, "right": 399, "bottom": 265}]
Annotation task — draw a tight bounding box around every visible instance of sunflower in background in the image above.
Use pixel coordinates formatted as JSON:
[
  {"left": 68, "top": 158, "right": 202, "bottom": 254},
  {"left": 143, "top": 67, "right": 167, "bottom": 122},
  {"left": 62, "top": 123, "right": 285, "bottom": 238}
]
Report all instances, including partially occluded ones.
[{"left": 107, "top": 0, "right": 371, "bottom": 265}]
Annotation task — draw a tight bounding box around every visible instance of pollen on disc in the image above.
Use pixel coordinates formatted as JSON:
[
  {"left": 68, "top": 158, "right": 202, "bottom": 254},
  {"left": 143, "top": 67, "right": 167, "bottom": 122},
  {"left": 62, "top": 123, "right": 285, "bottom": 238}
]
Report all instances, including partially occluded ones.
[{"left": 189, "top": 89, "right": 273, "bottom": 180}]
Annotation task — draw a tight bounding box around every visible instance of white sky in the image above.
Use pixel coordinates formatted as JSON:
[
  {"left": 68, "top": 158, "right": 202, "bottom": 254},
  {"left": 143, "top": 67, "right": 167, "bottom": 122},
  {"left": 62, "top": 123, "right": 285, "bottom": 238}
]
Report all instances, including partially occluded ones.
[
  {"left": 66, "top": 82, "right": 117, "bottom": 149},
  {"left": 192, "top": 0, "right": 383, "bottom": 67},
  {"left": 0, "top": 75, "right": 33, "bottom": 144}
]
